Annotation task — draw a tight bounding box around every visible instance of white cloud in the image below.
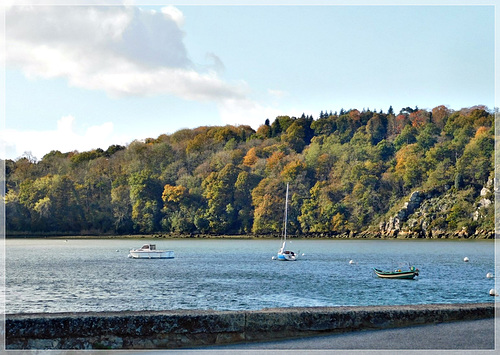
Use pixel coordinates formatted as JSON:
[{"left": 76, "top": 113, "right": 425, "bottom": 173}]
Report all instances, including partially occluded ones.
[
  {"left": 205, "top": 53, "right": 226, "bottom": 74},
  {"left": 161, "top": 6, "right": 185, "bottom": 27},
  {"left": 3, "top": 4, "right": 288, "bottom": 158},
  {"left": 6, "top": 5, "right": 245, "bottom": 101},
  {"left": 1, "top": 115, "right": 130, "bottom": 160},
  {"left": 217, "top": 98, "right": 283, "bottom": 130},
  {"left": 268, "top": 89, "right": 288, "bottom": 99}
]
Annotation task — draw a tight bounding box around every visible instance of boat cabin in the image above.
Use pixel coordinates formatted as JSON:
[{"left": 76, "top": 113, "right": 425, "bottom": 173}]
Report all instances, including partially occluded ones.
[{"left": 140, "top": 244, "right": 156, "bottom": 250}]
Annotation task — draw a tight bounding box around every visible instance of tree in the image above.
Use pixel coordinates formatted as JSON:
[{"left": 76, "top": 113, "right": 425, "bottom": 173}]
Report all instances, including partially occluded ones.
[
  {"left": 365, "top": 113, "right": 388, "bottom": 145},
  {"left": 129, "top": 170, "right": 162, "bottom": 233},
  {"left": 243, "top": 147, "right": 258, "bottom": 167},
  {"left": 5, "top": 190, "right": 30, "bottom": 232},
  {"left": 280, "top": 160, "right": 307, "bottom": 182},
  {"left": 256, "top": 124, "right": 271, "bottom": 139},
  {"left": 311, "top": 115, "right": 336, "bottom": 136},
  {"left": 161, "top": 184, "right": 195, "bottom": 233},
  {"left": 424, "top": 158, "right": 455, "bottom": 191},
  {"left": 202, "top": 164, "right": 240, "bottom": 233},
  {"left": 266, "top": 151, "right": 286, "bottom": 176},
  {"left": 416, "top": 123, "right": 440, "bottom": 150},
  {"left": 392, "top": 114, "right": 410, "bottom": 136},
  {"left": 270, "top": 116, "right": 293, "bottom": 137},
  {"left": 80, "top": 157, "right": 113, "bottom": 232},
  {"left": 394, "top": 144, "right": 425, "bottom": 190},
  {"left": 409, "top": 109, "right": 431, "bottom": 128},
  {"left": 334, "top": 113, "right": 356, "bottom": 143},
  {"left": 18, "top": 174, "right": 84, "bottom": 232},
  {"left": 375, "top": 140, "right": 395, "bottom": 161},
  {"left": 455, "top": 127, "right": 493, "bottom": 188},
  {"left": 281, "top": 122, "right": 306, "bottom": 152},
  {"left": 299, "top": 181, "right": 347, "bottom": 233},
  {"left": 111, "top": 184, "right": 133, "bottom": 233},
  {"left": 234, "top": 171, "right": 259, "bottom": 233},
  {"left": 394, "top": 125, "right": 418, "bottom": 150},
  {"left": 431, "top": 105, "right": 451, "bottom": 129},
  {"left": 251, "top": 178, "right": 285, "bottom": 234}
]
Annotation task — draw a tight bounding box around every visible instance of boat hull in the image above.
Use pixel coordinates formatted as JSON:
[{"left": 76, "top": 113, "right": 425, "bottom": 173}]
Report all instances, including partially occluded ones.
[
  {"left": 277, "top": 252, "right": 297, "bottom": 261},
  {"left": 373, "top": 268, "right": 418, "bottom": 279},
  {"left": 129, "top": 250, "right": 174, "bottom": 259}
]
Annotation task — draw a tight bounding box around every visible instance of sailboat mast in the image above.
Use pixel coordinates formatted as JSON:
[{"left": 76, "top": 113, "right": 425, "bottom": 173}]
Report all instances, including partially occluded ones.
[{"left": 284, "top": 183, "right": 289, "bottom": 243}]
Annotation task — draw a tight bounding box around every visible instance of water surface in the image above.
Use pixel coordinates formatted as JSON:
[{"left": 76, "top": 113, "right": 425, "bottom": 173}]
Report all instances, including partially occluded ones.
[{"left": 5, "top": 238, "right": 495, "bottom": 313}]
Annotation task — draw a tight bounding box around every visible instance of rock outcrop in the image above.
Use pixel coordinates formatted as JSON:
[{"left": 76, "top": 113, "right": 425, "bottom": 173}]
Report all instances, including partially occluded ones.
[
  {"left": 378, "top": 181, "right": 495, "bottom": 239},
  {"left": 379, "top": 191, "right": 424, "bottom": 238}
]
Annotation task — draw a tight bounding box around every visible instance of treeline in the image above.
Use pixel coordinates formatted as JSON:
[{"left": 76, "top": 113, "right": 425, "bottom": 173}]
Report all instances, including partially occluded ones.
[{"left": 4, "top": 105, "right": 495, "bottom": 236}]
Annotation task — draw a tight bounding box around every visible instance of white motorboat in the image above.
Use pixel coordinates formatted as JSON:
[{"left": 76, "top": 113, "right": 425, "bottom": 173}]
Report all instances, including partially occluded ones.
[{"left": 128, "top": 244, "right": 174, "bottom": 259}]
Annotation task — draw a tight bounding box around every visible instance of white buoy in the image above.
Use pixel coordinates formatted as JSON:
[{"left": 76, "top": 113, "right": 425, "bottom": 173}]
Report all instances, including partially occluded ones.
[
  {"left": 489, "top": 289, "right": 498, "bottom": 296},
  {"left": 301, "top": 253, "right": 305, "bottom": 256},
  {"left": 486, "top": 272, "right": 494, "bottom": 278},
  {"left": 349, "top": 260, "right": 355, "bottom": 264},
  {"left": 272, "top": 256, "right": 276, "bottom": 260},
  {"left": 463, "top": 257, "right": 469, "bottom": 262}
]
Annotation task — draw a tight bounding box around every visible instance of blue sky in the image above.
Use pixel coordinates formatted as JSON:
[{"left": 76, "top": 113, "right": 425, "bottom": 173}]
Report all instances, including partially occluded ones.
[{"left": 1, "top": 1, "right": 496, "bottom": 160}]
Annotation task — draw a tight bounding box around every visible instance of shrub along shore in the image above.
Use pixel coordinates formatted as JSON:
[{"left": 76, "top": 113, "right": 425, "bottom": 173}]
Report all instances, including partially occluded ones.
[{"left": 5, "top": 229, "right": 495, "bottom": 240}]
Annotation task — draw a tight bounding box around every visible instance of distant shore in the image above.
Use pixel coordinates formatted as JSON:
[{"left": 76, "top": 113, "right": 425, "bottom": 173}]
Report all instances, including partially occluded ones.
[{"left": 5, "top": 230, "right": 495, "bottom": 240}]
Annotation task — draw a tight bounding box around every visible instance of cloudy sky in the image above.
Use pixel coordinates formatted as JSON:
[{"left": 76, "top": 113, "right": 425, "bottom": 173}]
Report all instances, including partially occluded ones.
[{"left": 1, "top": 1, "right": 496, "bottom": 160}]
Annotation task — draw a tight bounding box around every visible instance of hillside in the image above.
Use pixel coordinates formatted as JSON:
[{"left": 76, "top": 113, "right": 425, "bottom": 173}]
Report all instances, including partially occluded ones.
[{"left": 4, "top": 105, "right": 495, "bottom": 238}]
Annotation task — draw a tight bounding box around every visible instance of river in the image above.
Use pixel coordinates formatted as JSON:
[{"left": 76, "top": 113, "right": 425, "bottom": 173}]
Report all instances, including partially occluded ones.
[{"left": 4, "top": 238, "right": 495, "bottom": 314}]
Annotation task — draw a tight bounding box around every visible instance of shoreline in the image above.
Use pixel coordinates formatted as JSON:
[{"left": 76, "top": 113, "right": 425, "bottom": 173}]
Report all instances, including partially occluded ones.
[{"left": 5, "top": 232, "right": 496, "bottom": 240}]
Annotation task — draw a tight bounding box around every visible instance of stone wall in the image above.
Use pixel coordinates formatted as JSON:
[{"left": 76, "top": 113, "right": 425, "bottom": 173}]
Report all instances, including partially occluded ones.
[{"left": 5, "top": 303, "right": 494, "bottom": 350}]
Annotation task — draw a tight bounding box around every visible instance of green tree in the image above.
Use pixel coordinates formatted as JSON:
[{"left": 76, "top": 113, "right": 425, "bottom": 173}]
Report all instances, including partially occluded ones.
[
  {"left": 5, "top": 190, "right": 30, "bottom": 232},
  {"left": 234, "top": 171, "right": 259, "bottom": 233},
  {"left": 394, "top": 125, "right": 418, "bottom": 150},
  {"left": 160, "top": 184, "right": 197, "bottom": 233},
  {"left": 365, "top": 113, "right": 388, "bottom": 145},
  {"left": 416, "top": 123, "right": 440, "bottom": 150},
  {"left": 299, "top": 181, "right": 347, "bottom": 233},
  {"left": 455, "top": 127, "right": 493, "bottom": 188},
  {"left": 281, "top": 121, "right": 306, "bottom": 152},
  {"left": 395, "top": 144, "right": 425, "bottom": 190},
  {"left": 129, "top": 170, "right": 162, "bottom": 233},
  {"left": 80, "top": 157, "right": 113, "bottom": 232},
  {"left": 18, "top": 174, "right": 84, "bottom": 232},
  {"left": 202, "top": 164, "right": 240, "bottom": 233},
  {"left": 111, "top": 184, "right": 133, "bottom": 233}
]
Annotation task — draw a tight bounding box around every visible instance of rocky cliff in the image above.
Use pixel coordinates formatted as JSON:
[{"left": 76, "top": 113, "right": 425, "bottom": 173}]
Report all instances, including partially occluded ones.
[{"left": 377, "top": 179, "right": 495, "bottom": 239}]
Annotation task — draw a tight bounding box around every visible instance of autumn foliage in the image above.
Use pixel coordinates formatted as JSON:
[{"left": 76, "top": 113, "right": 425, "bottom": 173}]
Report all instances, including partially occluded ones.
[{"left": 5, "top": 106, "right": 494, "bottom": 236}]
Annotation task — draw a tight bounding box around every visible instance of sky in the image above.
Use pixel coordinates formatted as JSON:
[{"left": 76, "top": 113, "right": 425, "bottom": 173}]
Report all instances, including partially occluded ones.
[{"left": 0, "top": 1, "right": 497, "bottom": 161}]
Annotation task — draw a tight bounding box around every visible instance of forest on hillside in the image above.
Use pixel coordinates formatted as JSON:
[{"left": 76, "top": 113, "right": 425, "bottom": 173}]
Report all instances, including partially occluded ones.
[{"left": 4, "top": 105, "right": 495, "bottom": 237}]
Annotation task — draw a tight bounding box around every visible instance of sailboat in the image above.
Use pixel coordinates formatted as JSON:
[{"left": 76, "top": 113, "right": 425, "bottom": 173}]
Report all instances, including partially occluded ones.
[{"left": 273, "top": 183, "right": 298, "bottom": 261}]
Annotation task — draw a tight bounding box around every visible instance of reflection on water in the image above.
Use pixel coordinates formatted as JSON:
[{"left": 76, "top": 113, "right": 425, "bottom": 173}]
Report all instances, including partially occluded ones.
[{"left": 5, "top": 238, "right": 495, "bottom": 314}]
